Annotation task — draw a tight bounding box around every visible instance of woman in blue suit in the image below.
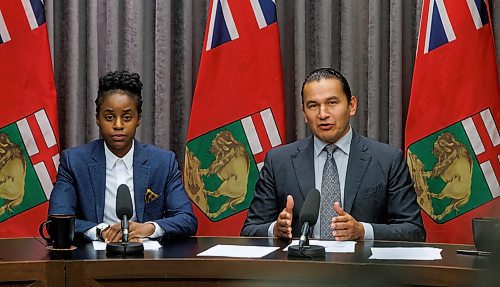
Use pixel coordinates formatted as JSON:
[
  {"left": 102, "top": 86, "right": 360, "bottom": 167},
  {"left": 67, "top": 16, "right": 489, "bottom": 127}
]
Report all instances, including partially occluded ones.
[{"left": 49, "top": 70, "right": 197, "bottom": 242}]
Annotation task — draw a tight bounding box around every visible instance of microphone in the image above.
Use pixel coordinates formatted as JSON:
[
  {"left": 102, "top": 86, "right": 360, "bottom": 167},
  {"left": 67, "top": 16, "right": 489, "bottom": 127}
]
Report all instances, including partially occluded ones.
[
  {"left": 106, "top": 184, "right": 144, "bottom": 256},
  {"left": 116, "top": 184, "right": 133, "bottom": 243},
  {"left": 298, "top": 188, "right": 320, "bottom": 249},
  {"left": 287, "top": 188, "right": 325, "bottom": 260}
]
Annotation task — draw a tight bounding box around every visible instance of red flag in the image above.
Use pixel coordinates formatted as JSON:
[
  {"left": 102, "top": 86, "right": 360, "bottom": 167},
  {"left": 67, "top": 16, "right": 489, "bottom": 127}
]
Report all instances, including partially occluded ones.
[
  {"left": 184, "top": 0, "right": 285, "bottom": 235},
  {"left": 406, "top": 0, "right": 500, "bottom": 244},
  {"left": 0, "top": 0, "right": 60, "bottom": 237}
]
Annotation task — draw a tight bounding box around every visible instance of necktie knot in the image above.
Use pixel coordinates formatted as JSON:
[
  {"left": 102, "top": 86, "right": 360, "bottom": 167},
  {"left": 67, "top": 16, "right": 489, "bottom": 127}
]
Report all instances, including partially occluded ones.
[{"left": 324, "top": 144, "right": 337, "bottom": 158}]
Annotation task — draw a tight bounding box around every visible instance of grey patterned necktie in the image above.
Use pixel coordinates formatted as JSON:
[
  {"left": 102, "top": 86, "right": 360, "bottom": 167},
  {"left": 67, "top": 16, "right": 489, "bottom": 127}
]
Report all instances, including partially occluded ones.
[{"left": 320, "top": 144, "right": 342, "bottom": 239}]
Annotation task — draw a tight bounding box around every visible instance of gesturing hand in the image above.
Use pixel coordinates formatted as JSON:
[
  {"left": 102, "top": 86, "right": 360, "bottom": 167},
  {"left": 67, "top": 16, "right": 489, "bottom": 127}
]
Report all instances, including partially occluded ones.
[
  {"left": 331, "top": 202, "right": 365, "bottom": 241},
  {"left": 274, "top": 195, "right": 294, "bottom": 239}
]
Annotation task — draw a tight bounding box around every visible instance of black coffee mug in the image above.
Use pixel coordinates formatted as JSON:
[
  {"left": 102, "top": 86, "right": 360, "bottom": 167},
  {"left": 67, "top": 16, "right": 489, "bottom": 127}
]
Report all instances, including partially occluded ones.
[
  {"left": 39, "top": 214, "right": 75, "bottom": 249},
  {"left": 472, "top": 217, "right": 500, "bottom": 252}
]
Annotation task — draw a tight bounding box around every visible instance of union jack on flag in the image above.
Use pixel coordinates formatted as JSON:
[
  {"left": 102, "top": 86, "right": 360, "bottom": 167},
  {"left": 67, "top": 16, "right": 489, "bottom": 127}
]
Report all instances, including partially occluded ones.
[
  {"left": 20, "top": 0, "right": 46, "bottom": 30},
  {"left": 0, "top": 10, "right": 10, "bottom": 43},
  {"left": 249, "top": 0, "right": 277, "bottom": 29},
  {"left": 206, "top": 0, "right": 277, "bottom": 51},
  {"left": 424, "top": 0, "right": 488, "bottom": 53}
]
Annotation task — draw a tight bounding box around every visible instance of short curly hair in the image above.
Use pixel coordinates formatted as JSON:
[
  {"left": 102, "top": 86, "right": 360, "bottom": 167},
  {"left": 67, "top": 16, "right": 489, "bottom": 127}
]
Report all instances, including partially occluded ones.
[{"left": 96, "top": 70, "right": 143, "bottom": 115}]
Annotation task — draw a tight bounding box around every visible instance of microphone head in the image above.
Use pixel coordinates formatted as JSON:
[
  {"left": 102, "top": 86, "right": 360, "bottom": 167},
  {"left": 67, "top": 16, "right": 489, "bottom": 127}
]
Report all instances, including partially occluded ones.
[
  {"left": 116, "top": 184, "right": 133, "bottom": 219},
  {"left": 299, "top": 188, "right": 320, "bottom": 226}
]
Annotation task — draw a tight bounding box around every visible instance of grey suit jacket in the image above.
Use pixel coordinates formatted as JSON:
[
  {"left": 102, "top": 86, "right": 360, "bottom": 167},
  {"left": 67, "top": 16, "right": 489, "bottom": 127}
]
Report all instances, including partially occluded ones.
[{"left": 241, "top": 132, "right": 425, "bottom": 241}]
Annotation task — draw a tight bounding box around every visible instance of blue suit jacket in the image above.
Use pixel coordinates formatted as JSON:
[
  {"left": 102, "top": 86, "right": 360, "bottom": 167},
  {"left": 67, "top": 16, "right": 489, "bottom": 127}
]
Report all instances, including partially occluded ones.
[
  {"left": 241, "top": 132, "right": 425, "bottom": 241},
  {"left": 48, "top": 139, "right": 197, "bottom": 238}
]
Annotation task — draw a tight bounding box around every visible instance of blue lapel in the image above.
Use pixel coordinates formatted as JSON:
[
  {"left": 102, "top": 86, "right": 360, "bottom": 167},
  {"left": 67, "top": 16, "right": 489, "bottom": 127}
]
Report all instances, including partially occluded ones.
[
  {"left": 344, "top": 132, "right": 371, "bottom": 213},
  {"left": 291, "top": 136, "right": 315, "bottom": 201},
  {"left": 133, "top": 140, "right": 151, "bottom": 222},
  {"left": 88, "top": 140, "right": 106, "bottom": 222}
]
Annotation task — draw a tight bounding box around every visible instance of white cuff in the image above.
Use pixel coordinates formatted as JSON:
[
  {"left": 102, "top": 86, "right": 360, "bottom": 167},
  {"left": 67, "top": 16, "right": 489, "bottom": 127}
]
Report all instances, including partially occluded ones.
[
  {"left": 84, "top": 226, "right": 99, "bottom": 241},
  {"left": 268, "top": 222, "right": 276, "bottom": 237},
  {"left": 147, "top": 221, "right": 165, "bottom": 238},
  {"left": 361, "top": 222, "right": 374, "bottom": 240}
]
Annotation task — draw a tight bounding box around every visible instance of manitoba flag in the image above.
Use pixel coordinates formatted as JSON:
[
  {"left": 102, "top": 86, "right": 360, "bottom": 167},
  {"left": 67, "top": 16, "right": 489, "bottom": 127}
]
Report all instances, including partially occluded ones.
[
  {"left": 185, "top": 0, "right": 285, "bottom": 235},
  {"left": 0, "top": 0, "right": 59, "bottom": 237},
  {"left": 406, "top": 0, "right": 500, "bottom": 244}
]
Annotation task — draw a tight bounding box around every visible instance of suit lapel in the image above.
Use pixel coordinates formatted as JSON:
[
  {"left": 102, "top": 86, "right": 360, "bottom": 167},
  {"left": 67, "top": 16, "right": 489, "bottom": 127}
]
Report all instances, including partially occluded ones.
[
  {"left": 291, "top": 137, "right": 315, "bottom": 201},
  {"left": 344, "top": 132, "right": 371, "bottom": 213},
  {"left": 133, "top": 140, "right": 151, "bottom": 222},
  {"left": 88, "top": 140, "right": 106, "bottom": 222}
]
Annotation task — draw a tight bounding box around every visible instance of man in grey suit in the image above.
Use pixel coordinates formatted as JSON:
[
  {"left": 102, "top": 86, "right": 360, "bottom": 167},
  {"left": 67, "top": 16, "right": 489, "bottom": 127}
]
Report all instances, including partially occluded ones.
[{"left": 241, "top": 68, "right": 425, "bottom": 241}]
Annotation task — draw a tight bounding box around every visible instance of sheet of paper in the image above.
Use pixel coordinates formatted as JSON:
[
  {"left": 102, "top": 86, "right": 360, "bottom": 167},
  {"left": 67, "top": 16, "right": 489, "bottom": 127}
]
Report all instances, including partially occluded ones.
[
  {"left": 92, "top": 240, "right": 162, "bottom": 251},
  {"left": 283, "top": 240, "right": 356, "bottom": 253},
  {"left": 369, "top": 247, "right": 442, "bottom": 260},
  {"left": 197, "top": 244, "right": 280, "bottom": 258}
]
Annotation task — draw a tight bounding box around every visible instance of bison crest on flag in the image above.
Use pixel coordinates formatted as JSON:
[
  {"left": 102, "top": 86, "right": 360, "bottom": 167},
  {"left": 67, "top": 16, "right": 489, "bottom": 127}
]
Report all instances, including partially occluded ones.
[
  {"left": 184, "top": 108, "right": 281, "bottom": 221},
  {"left": 0, "top": 109, "right": 58, "bottom": 222},
  {"left": 0, "top": 133, "right": 26, "bottom": 215},
  {"left": 407, "top": 108, "right": 499, "bottom": 223}
]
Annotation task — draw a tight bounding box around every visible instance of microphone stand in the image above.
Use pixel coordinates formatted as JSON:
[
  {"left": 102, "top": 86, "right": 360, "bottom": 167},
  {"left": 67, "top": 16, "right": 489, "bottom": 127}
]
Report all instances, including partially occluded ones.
[
  {"left": 298, "top": 222, "right": 310, "bottom": 249},
  {"left": 288, "top": 223, "right": 325, "bottom": 260},
  {"left": 122, "top": 215, "right": 129, "bottom": 243},
  {"left": 106, "top": 216, "right": 144, "bottom": 256}
]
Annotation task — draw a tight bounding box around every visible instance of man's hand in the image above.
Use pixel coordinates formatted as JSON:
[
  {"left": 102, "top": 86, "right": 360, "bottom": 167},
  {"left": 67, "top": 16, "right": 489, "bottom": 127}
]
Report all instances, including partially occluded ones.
[
  {"left": 102, "top": 221, "right": 155, "bottom": 243},
  {"left": 273, "top": 195, "right": 294, "bottom": 239},
  {"left": 331, "top": 202, "right": 365, "bottom": 241}
]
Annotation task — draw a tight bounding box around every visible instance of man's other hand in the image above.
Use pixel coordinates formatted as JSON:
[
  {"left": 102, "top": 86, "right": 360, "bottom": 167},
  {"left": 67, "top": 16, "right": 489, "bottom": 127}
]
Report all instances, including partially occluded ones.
[
  {"left": 331, "top": 202, "right": 365, "bottom": 241},
  {"left": 274, "top": 195, "right": 294, "bottom": 239}
]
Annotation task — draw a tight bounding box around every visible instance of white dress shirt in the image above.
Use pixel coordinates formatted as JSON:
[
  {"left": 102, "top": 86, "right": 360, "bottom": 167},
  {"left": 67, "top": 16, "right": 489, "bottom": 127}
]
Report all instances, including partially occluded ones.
[
  {"left": 268, "top": 127, "right": 374, "bottom": 240},
  {"left": 84, "top": 141, "right": 164, "bottom": 240},
  {"left": 102, "top": 140, "right": 137, "bottom": 224}
]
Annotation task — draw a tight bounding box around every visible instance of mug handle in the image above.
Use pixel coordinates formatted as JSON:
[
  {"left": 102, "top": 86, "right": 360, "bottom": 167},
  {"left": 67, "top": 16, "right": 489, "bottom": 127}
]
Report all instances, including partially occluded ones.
[{"left": 39, "top": 220, "right": 52, "bottom": 243}]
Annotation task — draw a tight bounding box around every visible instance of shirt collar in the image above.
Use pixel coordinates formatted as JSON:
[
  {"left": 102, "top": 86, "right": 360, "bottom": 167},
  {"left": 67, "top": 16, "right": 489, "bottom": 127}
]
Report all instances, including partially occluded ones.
[
  {"left": 313, "top": 126, "right": 352, "bottom": 157},
  {"left": 104, "top": 140, "right": 135, "bottom": 170}
]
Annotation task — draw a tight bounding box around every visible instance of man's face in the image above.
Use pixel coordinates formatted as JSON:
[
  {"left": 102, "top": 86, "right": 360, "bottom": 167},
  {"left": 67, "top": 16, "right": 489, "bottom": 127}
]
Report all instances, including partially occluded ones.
[
  {"left": 302, "top": 78, "right": 357, "bottom": 144},
  {"left": 96, "top": 92, "right": 141, "bottom": 158}
]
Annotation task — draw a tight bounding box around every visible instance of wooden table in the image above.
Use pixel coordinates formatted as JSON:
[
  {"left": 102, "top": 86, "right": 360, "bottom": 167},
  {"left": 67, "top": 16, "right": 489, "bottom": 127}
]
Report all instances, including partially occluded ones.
[
  {"left": 0, "top": 238, "right": 64, "bottom": 287},
  {"left": 0, "top": 237, "right": 495, "bottom": 286},
  {"left": 52, "top": 237, "right": 495, "bottom": 287}
]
